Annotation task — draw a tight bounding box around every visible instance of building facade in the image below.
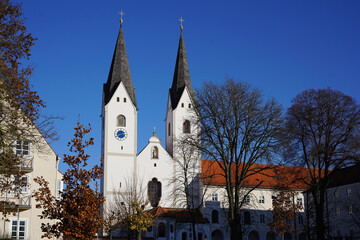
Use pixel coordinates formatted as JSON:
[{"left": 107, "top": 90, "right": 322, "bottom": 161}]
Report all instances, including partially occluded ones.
[
  {"left": 0, "top": 130, "right": 62, "bottom": 239},
  {"left": 306, "top": 165, "right": 360, "bottom": 240}
]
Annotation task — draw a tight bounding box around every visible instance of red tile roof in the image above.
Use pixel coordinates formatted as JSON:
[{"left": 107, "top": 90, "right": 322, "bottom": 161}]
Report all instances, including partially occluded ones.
[
  {"left": 149, "top": 206, "right": 209, "bottom": 224},
  {"left": 201, "top": 159, "right": 309, "bottom": 190}
]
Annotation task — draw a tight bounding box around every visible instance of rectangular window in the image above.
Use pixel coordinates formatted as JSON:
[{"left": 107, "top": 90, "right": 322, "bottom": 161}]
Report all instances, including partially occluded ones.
[
  {"left": 260, "top": 214, "right": 265, "bottom": 223},
  {"left": 244, "top": 195, "right": 250, "bottom": 204},
  {"left": 14, "top": 176, "right": 28, "bottom": 193},
  {"left": 21, "top": 176, "right": 28, "bottom": 193},
  {"left": 16, "top": 141, "right": 29, "bottom": 155},
  {"left": 334, "top": 190, "right": 339, "bottom": 198},
  {"left": 349, "top": 204, "right": 353, "bottom": 215},
  {"left": 335, "top": 206, "right": 340, "bottom": 216},
  {"left": 10, "top": 220, "right": 26, "bottom": 239},
  {"left": 259, "top": 195, "right": 265, "bottom": 204},
  {"left": 56, "top": 180, "right": 63, "bottom": 200},
  {"left": 347, "top": 188, "right": 351, "bottom": 196},
  {"left": 211, "top": 193, "right": 218, "bottom": 202},
  {"left": 296, "top": 197, "right": 303, "bottom": 206}
]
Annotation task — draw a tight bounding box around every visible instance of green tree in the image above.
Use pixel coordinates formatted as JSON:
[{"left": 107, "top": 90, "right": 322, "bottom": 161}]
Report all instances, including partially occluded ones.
[{"left": 34, "top": 122, "right": 104, "bottom": 239}]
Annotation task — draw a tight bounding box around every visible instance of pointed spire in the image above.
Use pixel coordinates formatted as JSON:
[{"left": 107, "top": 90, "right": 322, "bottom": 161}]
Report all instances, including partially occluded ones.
[
  {"left": 104, "top": 23, "right": 136, "bottom": 107},
  {"left": 169, "top": 29, "right": 196, "bottom": 110}
]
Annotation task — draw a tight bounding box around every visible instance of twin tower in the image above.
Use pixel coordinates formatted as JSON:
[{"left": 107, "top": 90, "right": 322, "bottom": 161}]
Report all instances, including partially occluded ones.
[{"left": 100, "top": 22, "right": 201, "bottom": 208}]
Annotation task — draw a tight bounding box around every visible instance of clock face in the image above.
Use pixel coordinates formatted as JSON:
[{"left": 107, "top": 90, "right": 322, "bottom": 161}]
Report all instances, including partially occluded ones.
[{"left": 114, "top": 128, "right": 128, "bottom": 141}]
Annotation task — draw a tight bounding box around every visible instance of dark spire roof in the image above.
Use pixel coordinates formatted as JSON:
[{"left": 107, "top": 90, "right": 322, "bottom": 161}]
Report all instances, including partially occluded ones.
[
  {"left": 169, "top": 30, "right": 196, "bottom": 110},
  {"left": 103, "top": 23, "right": 136, "bottom": 107}
]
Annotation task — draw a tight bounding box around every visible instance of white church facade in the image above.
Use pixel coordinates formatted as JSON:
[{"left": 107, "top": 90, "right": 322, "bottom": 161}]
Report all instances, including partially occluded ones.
[{"left": 100, "top": 22, "right": 307, "bottom": 240}]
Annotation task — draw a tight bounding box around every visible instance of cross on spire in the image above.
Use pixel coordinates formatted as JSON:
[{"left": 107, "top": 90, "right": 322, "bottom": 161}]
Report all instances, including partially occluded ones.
[
  {"left": 178, "top": 17, "right": 184, "bottom": 30},
  {"left": 118, "top": 10, "right": 125, "bottom": 24}
]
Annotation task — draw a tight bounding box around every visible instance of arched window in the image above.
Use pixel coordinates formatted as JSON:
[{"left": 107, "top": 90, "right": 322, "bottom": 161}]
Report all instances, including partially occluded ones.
[
  {"left": 148, "top": 178, "right": 162, "bottom": 207},
  {"left": 158, "top": 222, "right": 165, "bottom": 237},
  {"left": 170, "top": 224, "right": 174, "bottom": 233},
  {"left": 152, "top": 146, "right": 159, "bottom": 159},
  {"left": 183, "top": 120, "right": 190, "bottom": 133},
  {"left": 212, "top": 210, "right": 219, "bottom": 223},
  {"left": 244, "top": 211, "right": 251, "bottom": 225},
  {"left": 117, "top": 115, "right": 126, "bottom": 127}
]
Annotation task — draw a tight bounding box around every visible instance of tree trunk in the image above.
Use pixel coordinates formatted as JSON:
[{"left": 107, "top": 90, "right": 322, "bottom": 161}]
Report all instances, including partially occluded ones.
[
  {"left": 192, "top": 221, "right": 197, "bottom": 240},
  {"left": 313, "top": 188, "right": 326, "bottom": 240},
  {"left": 136, "top": 231, "right": 141, "bottom": 240},
  {"left": 315, "top": 209, "right": 326, "bottom": 240},
  {"left": 229, "top": 219, "right": 242, "bottom": 240}
]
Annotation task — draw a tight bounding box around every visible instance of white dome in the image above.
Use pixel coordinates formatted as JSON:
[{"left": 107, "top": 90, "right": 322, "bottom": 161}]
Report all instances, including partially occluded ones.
[{"left": 149, "top": 133, "right": 161, "bottom": 144}]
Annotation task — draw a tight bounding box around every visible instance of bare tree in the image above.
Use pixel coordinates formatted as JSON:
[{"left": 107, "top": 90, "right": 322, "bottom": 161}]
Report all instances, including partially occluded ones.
[
  {"left": 103, "top": 177, "right": 154, "bottom": 240},
  {"left": 171, "top": 137, "right": 211, "bottom": 240},
  {"left": 189, "top": 78, "right": 283, "bottom": 240},
  {"left": 284, "top": 88, "right": 360, "bottom": 240}
]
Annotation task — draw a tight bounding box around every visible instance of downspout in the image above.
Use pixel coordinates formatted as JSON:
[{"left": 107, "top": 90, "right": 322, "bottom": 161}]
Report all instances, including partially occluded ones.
[
  {"left": 54, "top": 155, "right": 60, "bottom": 240},
  {"left": 325, "top": 189, "right": 330, "bottom": 238}
]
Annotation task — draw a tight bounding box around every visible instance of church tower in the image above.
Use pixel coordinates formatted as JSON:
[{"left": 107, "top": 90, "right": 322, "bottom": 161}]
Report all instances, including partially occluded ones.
[
  {"left": 101, "top": 22, "right": 137, "bottom": 201},
  {"left": 165, "top": 27, "right": 198, "bottom": 158},
  {"left": 165, "top": 26, "right": 202, "bottom": 207}
]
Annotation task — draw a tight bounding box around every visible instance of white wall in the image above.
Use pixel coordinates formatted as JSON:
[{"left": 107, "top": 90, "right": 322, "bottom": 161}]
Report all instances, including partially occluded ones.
[{"left": 137, "top": 135, "right": 175, "bottom": 208}]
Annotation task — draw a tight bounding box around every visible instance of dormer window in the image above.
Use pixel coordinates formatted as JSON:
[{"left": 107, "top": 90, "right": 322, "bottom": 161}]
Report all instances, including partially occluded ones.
[
  {"left": 117, "top": 115, "right": 126, "bottom": 127},
  {"left": 183, "top": 120, "right": 190, "bottom": 133},
  {"left": 152, "top": 146, "right": 159, "bottom": 159}
]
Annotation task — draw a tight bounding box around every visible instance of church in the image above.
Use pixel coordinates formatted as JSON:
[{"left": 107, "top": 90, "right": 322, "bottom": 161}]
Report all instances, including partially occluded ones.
[{"left": 100, "top": 20, "right": 307, "bottom": 240}]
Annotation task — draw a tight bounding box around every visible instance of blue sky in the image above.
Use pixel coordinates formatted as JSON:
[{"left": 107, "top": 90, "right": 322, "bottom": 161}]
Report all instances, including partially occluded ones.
[{"left": 20, "top": 0, "right": 360, "bottom": 173}]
